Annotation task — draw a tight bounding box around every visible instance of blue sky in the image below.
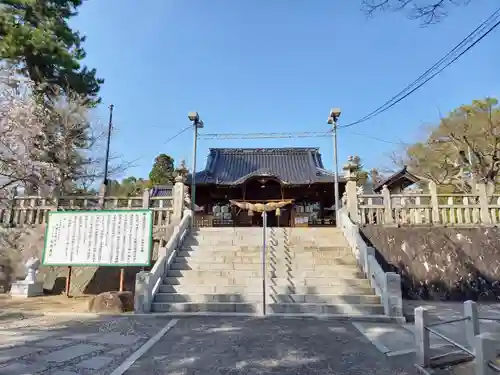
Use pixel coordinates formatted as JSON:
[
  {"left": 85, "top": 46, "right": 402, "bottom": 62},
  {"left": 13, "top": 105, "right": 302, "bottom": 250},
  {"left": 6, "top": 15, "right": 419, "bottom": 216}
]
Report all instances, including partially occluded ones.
[{"left": 71, "top": 0, "right": 499, "bottom": 179}]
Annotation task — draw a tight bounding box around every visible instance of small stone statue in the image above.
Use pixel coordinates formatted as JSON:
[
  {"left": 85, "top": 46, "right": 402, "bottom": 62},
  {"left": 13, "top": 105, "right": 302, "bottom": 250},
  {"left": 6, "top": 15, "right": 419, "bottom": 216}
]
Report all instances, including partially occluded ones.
[{"left": 24, "top": 257, "right": 40, "bottom": 283}]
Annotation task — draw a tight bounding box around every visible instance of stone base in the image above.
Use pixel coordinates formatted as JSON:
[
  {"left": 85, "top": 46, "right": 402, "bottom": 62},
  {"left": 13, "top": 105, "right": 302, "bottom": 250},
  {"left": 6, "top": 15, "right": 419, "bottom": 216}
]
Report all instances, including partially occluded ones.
[{"left": 10, "top": 281, "right": 44, "bottom": 297}]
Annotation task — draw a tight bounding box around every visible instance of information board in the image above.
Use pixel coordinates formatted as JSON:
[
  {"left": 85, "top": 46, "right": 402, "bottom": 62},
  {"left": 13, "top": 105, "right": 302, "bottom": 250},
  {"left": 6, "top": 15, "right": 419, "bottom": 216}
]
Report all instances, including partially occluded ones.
[{"left": 42, "top": 210, "right": 153, "bottom": 266}]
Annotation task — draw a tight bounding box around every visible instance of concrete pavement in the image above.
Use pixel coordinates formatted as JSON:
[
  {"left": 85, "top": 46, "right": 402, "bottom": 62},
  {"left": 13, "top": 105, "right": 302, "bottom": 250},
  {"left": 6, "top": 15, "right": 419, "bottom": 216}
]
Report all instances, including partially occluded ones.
[
  {"left": 124, "top": 317, "right": 415, "bottom": 375},
  {"left": 0, "top": 313, "right": 416, "bottom": 375},
  {"left": 0, "top": 312, "right": 173, "bottom": 375}
]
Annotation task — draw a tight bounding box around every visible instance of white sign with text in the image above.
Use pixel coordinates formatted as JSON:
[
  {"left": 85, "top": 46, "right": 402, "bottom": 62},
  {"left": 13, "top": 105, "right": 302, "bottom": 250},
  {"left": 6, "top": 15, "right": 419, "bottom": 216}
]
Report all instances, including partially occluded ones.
[{"left": 42, "top": 210, "right": 153, "bottom": 266}]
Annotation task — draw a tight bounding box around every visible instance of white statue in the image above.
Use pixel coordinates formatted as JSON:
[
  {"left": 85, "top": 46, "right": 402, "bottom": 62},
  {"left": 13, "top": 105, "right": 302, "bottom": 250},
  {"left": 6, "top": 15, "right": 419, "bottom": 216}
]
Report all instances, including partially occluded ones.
[{"left": 24, "top": 257, "right": 40, "bottom": 283}]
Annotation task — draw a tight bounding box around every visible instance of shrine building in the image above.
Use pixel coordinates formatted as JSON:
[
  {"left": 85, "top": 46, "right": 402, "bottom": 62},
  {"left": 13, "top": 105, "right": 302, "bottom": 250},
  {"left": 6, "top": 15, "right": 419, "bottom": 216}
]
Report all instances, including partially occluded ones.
[{"left": 153, "top": 147, "right": 345, "bottom": 227}]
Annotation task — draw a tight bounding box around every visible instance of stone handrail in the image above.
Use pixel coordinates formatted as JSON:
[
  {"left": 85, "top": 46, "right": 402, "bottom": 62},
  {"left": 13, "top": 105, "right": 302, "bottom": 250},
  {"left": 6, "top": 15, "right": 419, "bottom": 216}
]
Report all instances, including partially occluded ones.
[
  {"left": 338, "top": 207, "right": 403, "bottom": 318},
  {"left": 356, "top": 182, "right": 497, "bottom": 226},
  {"left": 134, "top": 209, "right": 192, "bottom": 313}
]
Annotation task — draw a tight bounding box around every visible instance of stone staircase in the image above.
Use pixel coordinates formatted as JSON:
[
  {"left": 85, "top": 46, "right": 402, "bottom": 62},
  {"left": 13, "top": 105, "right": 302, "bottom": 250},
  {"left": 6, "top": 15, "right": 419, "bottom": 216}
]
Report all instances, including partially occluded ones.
[{"left": 151, "top": 227, "right": 386, "bottom": 318}]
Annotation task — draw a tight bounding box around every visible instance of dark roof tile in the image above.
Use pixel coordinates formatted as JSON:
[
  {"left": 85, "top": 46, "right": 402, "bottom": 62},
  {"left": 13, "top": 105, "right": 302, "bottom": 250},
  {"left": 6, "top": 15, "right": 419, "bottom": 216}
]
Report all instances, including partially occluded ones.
[{"left": 186, "top": 148, "right": 341, "bottom": 185}]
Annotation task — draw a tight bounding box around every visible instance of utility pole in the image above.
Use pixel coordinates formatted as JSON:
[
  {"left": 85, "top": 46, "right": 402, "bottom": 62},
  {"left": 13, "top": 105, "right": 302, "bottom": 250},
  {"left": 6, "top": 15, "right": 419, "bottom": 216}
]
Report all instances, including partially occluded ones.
[{"left": 103, "top": 104, "right": 114, "bottom": 187}]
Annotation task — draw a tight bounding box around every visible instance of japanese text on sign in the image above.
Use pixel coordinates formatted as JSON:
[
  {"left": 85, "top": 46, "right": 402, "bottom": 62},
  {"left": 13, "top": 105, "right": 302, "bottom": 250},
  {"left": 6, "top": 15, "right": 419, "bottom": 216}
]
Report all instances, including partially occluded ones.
[{"left": 42, "top": 210, "right": 153, "bottom": 266}]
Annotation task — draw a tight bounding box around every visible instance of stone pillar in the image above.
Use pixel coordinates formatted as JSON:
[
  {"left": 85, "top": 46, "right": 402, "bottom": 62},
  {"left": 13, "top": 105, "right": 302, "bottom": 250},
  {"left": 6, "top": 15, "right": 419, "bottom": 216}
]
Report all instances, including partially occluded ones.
[
  {"left": 476, "top": 182, "right": 492, "bottom": 224},
  {"left": 475, "top": 333, "right": 500, "bottom": 375},
  {"left": 98, "top": 183, "right": 107, "bottom": 209},
  {"left": 464, "top": 300, "right": 480, "bottom": 352},
  {"left": 381, "top": 185, "right": 394, "bottom": 224},
  {"left": 428, "top": 180, "right": 440, "bottom": 224},
  {"left": 343, "top": 156, "right": 359, "bottom": 223},
  {"left": 415, "top": 307, "right": 431, "bottom": 367},
  {"left": 142, "top": 188, "right": 150, "bottom": 209},
  {"left": 134, "top": 271, "right": 151, "bottom": 313},
  {"left": 173, "top": 160, "right": 189, "bottom": 223},
  {"left": 384, "top": 272, "right": 403, "bottom": 317}
]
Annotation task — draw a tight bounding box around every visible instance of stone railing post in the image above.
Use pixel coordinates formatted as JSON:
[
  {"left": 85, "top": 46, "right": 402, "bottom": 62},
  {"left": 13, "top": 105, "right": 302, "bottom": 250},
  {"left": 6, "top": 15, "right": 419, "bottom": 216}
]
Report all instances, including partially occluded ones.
[
  {"left": 172, "top": 182, "right": 186, "bottom": 224},
  {"left": 477, "top": 182, "right": 492, "bottom": 224},
  {"left": 464, "top": 300, "right": 480, "bottom": 352},
  {"left": 174, "top": 160, "right": 189, "bottom": 221},
  {"left": 475, "top": 333, "right": 500, "bottom": 375},
  {"left": 98, "top": 183, "right": 107, "bottom": 209},
  {"left": 428, "top": 180, "right": 440, "bottom": 224},
  {"left": 343, "top": 156, "right": 359, "bottom": 223},
  {"left": 142, "top": 188, "right": 150, "bottom": 209},
  {"left": 134, "top": 271, "right": 152, "bottom": 313},
  {"left": 415, "top": 307, "right": 431, "bottom": 367},
  {"left": 6, "top": 186, "right": 17, "bottom": 226},
  {"left": 381, "top": 185, "right": 394, "bottom": 224},
  {"left": 385, "top": 272, "right": 403, "bottom": 317}
]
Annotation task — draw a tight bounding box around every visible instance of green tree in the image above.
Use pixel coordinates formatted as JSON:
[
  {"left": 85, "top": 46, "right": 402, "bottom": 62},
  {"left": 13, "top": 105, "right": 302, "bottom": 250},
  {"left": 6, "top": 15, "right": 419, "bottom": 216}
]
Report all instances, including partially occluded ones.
[
  {"left": 107, "top": 177, "right": 148, "bottom": 196},
  {"left": 362, "top": 0, "right": 471, "bottom": 25},
  {"left": 0, "top": 0, "right": 104, "bottom": 105},
  {"left": 352, "top": 155, "right": 369, "bottom": 186},
  {"left": 149, "top": 154, "right": 175, "bottom": 186},
  {"left": 398, "top": 98, "right": 500, "bottom": 193}
]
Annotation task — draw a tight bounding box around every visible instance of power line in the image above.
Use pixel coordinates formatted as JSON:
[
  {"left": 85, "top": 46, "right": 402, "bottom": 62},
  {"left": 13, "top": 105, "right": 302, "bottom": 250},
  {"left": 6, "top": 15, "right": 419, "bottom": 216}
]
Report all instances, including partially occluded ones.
[
  {"left": 198, "top": 131, "right": 332, "bottom": 139},
  {"left": 347, "top": 130, "right": 410, "bottom": 145},
  {"left": 339, "top": 7, "right": 500, "bottom": 129},
  {"left": 129, "top": 125, "right": 192, "bottom": 164}
]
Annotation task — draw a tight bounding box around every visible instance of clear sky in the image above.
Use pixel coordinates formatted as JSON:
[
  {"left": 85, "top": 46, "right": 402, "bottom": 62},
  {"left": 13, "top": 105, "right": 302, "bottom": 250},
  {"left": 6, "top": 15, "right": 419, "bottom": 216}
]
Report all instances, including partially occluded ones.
[{"left": 71, "top": 0, "right": 499, "bottom": 179}]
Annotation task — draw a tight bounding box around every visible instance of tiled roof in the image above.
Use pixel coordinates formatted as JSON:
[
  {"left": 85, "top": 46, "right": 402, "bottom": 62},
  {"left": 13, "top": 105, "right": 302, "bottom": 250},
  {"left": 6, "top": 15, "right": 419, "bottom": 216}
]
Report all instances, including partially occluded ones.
[
  {"left": 186, "top": 148, "right": 341, "bottom": 185},
  {"left": 150, "top": 185, "right": 173, "bottom": 197},
  {"left": 373, "top": 166, "right": 420, "bottom": 193}
]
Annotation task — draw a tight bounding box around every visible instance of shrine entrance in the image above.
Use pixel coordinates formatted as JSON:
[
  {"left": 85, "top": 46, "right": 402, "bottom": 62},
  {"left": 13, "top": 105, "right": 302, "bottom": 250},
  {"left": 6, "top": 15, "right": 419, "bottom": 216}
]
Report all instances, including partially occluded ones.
[{"left": 238, "top": 176, "right": 290, "bottom": 227}]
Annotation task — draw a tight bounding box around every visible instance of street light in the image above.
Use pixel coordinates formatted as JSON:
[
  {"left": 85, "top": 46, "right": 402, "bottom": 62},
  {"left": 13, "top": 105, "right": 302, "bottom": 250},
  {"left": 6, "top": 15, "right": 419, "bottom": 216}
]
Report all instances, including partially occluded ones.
[
  {"left": 188, "top": 112, "right": 204, "bottom": 212},
  {"left": 327, "top": 108, "right": 341, "bottom": 225}
]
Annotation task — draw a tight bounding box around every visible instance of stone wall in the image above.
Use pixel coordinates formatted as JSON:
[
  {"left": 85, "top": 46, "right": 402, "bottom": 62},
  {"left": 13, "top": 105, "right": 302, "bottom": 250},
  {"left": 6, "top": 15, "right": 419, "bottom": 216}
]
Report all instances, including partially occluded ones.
[
  {"left": 361, "top": 226, "right": 500, "bottom": 301},
  {"left": 0, "top": 225, "right": 165, "bottom": 296}
]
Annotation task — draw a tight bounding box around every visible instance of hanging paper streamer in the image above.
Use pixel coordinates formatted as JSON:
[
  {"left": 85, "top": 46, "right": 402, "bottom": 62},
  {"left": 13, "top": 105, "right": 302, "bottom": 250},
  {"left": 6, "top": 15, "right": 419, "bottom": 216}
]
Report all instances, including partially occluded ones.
[
  {"left": 276, "top": 208, "right": 281, "bottom": 216},
  {"left": 248, "top": 209, "right": 254, "bottom": 216}
]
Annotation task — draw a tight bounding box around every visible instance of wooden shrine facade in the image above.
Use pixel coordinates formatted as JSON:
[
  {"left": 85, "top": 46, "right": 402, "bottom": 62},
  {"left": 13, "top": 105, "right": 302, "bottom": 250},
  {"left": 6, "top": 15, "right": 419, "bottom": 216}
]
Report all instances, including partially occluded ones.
[{"left": 154, "top": 148, "right": 346, "bottom": 227}]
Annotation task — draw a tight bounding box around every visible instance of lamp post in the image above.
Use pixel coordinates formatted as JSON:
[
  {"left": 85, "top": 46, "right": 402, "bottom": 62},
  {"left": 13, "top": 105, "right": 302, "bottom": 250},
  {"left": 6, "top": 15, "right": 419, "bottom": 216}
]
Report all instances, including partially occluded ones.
[
  {"left": 188, "top": 112, "right": 204, "bottom": 212},
  {"left": 327, "top": 108, "right": 341, "bottom": 224}
]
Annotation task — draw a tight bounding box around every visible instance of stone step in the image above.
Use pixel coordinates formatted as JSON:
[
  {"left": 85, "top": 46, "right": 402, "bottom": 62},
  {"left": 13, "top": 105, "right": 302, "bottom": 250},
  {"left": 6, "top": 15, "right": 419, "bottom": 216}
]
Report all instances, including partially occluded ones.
[
  {"left": 177, "top": 248, "right": 353, "bottom": 257},
  {"left": 173, "top": 256, "right": 358, "bottom": 266},
  {"left": 151, "top": 302, "right": 257, "bottom": 313},
  {"left": 271, "top": 294, "right": 380, "bottom": 304},
  {"left": 166, "top": 269, "right": 364, "bottom": 279},
  {"left": 167, "top": 269, "right": 262, "bottom": 278},
  {"left": 170, "top": 262, "right": 360, "bottom": 272},
  {"left": 163, "top": 276, "right": 370, "bottom": 286},
  {"left": 163, "top": 277, "right": 263, "bottom": 285},
  {"left": 154, "top": 293, "right": 379, "bottom": 304},
  {"left": 150, "top": 302, "right": 384, "bottom": 315},
  {"left": 170, "top": 262, "right": 260, "bottom": 271},
  {"left": 154, "top": 293, "right": 264, "bottom": 303},
  {"left": 179, "top": 245, "right": 352, "bottom": 252},
  {"left": 270, "top": 269, "right": 364, "bottom": 278},
  {"left": 268, "top": 303, "right": 385, "bottom": 315},
  {"left": 158, "top": 284, "right": 375, "bottom": 295},
  {"left": 269, "top": 277, "right": 371, "bottom": 287}
]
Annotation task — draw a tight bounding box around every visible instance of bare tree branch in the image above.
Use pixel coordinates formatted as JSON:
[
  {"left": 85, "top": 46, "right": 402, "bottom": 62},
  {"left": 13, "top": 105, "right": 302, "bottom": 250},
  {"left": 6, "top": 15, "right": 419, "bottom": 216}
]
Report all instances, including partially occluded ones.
[{"left": 362, "top": 0, "right": 472, "bottom": 25}]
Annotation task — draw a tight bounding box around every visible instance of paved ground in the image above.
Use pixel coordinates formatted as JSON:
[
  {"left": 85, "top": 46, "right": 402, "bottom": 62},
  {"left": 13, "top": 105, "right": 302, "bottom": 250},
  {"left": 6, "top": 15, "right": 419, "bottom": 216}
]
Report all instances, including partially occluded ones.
[
  {"left": 124, "top": 317, "right": 415, "bottom": 375},
  {"left": 354, "top": 302, "right": 500, "bottom": 358},
  {"left": 0, "top": 312, "right": 173, "bottom": 375},
  {"left": 0, "top": 313, "right": 417, "bottom": 375}
]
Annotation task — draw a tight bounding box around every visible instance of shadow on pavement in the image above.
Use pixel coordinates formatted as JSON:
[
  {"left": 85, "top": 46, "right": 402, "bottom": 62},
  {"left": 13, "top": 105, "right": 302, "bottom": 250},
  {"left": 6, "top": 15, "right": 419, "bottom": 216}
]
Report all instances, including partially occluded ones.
[{"left": 125, "top": 316, "right": 417, "bottom": 375}]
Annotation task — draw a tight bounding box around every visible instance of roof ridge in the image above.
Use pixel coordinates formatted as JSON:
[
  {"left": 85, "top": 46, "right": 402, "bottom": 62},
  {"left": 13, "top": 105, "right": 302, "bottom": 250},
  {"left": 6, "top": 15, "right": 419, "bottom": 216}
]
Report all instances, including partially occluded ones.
[{"left": 208, "top": 147, "right": 320, "bottom": 154}]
